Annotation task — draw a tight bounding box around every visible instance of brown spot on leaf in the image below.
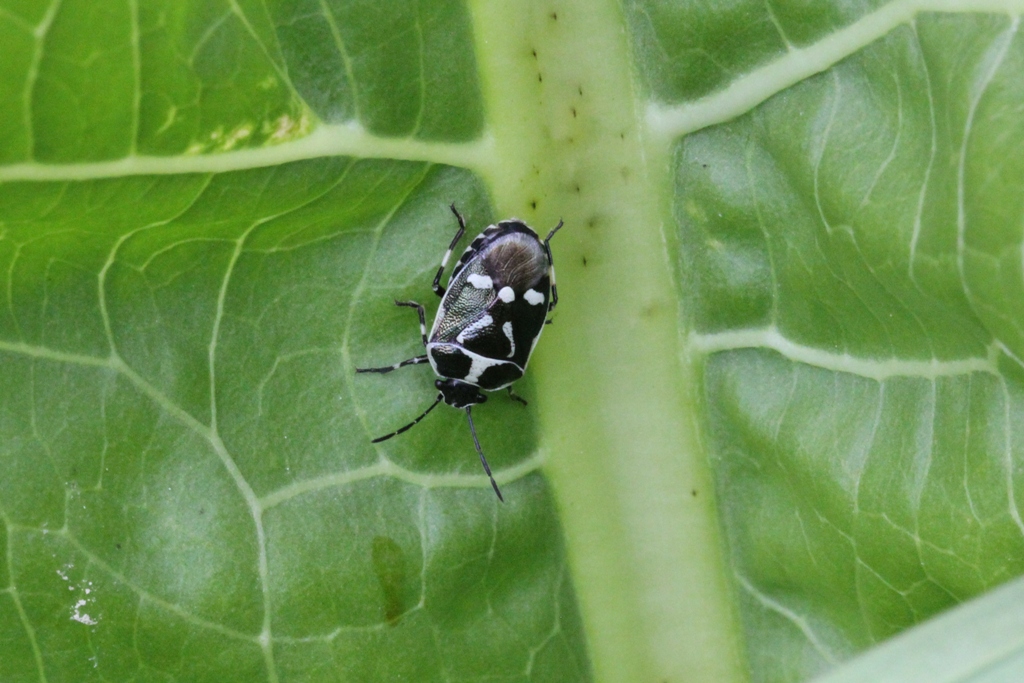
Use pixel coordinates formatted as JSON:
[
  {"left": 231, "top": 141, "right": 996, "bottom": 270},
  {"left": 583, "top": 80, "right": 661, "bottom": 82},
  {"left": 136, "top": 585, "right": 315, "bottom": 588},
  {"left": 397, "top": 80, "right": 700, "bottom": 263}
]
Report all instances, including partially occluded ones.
[
  {"left": 639, "top": 300, "right": 663, "bottom": 318},
  {"left": 372, "top": 536, "right": 408, "bottom": 625}
]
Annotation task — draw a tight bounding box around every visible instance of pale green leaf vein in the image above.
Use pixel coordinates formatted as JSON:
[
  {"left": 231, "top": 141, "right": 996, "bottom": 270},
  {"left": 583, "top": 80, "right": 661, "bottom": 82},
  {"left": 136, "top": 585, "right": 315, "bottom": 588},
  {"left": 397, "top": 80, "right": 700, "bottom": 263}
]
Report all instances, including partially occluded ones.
[
  {"left": 907, "top": 21, "right": 939, "bottom": 286},
  {"left": 258, "top": 450, "right": 545, "bottom": 510},
  {"left": 0, "top": 125, "right": 495, "bottom": 181},
  {"left": 689, "top": 327, "right": 1001, "bottom": 379},
  {"left": 736, "top": 572, "right": 840, "bottom": 664},
  {"left": 999, "top": 376, "right": 1024, "bottom": 537},
  {"left": 23, "top": 0, "right": 62, "bottom": 159},
  {"left": 956, "top": 16, "right": 1019, "bottom": 315},
  {"left": 97, "top": 174, "right": 216, "bottom": 357},
  {"left": 646, "top": 0, "right": 1024, "bottom": 141},
  {"left": 0, "top": 510, "right": 49, "bottom": 683},
  {"left": 316, "top": 0, "right": 361, "bottom": 120},
  {"left": 57, "top": 529, "right": 259, "bottom": 642}
]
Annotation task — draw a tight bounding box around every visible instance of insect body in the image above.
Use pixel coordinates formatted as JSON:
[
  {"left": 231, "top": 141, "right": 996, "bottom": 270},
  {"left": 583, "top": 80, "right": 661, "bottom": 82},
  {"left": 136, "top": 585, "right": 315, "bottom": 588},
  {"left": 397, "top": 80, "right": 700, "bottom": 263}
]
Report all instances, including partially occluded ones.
[{"left": 356, "top": 204, "right": 563, "bottom": 501}]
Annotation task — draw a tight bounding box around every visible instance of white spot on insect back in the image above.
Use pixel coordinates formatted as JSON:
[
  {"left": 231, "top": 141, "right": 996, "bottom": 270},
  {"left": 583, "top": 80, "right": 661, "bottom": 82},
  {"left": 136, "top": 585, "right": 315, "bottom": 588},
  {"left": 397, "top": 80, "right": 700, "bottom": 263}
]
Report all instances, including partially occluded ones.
[
  {"left": 497, "top": 286, "right": 515, "bottom": 302},
  {"left": 467, "top": 273, "right": 493, "bottom": 289},
  {"left": 466, "top": 354, "right": 504, "bottom": 384},
  {"left": 502, "top": 321, "right": 515, "bottom": 357},
  {"left": 456, "top": 315, "right": 494, "bottom": 344},
  {"left": 524, "top": 288, "right": 545, "bottom": 305}
]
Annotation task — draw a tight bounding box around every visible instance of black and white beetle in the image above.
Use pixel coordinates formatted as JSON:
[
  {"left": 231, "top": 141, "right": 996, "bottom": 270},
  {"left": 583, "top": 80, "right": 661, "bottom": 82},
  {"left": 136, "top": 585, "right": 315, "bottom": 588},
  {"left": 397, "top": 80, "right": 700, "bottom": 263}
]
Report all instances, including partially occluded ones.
[{"left": 356, "top": 204, "right": 563, "bottom": 501}]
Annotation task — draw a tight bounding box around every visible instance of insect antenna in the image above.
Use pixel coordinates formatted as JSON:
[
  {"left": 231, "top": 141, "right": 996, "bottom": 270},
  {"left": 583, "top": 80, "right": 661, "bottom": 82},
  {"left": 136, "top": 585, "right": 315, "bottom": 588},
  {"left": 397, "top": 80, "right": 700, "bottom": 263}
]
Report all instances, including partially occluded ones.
[
  {"left": 432, "top": 204, "right": 468, "bottom": 297},
  {"left": 371, "top": 394, "right": 443, "bottom": 443},
  {"left": 544, "top": 219, "right": 564, "bottom": 245},
  {"left": 543, "top": 219, "right": 564, "bottom": 311},
  {"left": 465, "top": 407, "right": 504, "bottom": 502}
]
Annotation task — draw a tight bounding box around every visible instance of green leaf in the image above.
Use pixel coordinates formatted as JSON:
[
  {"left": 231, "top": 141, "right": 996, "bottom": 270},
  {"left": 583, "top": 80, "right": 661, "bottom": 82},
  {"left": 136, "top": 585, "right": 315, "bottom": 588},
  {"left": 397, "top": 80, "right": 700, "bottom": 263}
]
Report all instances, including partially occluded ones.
[
  {"left": 3, "top": 1, "right": 1024, "bottom": 682},
  {"left": 808, "top": 574, "right": 1024, "bottom": 683}
]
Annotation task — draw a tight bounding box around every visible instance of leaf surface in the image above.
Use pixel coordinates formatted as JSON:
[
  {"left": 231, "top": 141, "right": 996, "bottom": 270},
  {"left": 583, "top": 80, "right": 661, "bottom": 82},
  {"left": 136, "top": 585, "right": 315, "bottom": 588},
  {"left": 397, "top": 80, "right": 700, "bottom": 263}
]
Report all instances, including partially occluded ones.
[{"left": 4, "top": 1, "right": 1024, "bottom": 683}]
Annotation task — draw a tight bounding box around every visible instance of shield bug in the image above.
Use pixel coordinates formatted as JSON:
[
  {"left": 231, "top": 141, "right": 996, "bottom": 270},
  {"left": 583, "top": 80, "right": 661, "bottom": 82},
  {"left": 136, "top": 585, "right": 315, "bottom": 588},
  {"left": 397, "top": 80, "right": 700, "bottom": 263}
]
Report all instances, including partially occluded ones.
[{"left": 356, "top": 204, "right": 563, "bottom": 501}]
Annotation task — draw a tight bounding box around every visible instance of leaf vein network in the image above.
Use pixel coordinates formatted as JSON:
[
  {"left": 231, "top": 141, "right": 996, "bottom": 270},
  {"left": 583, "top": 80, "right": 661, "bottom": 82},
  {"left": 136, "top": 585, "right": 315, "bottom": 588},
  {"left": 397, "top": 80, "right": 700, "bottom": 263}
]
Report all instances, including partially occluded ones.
[
  {"left": 0, "top": 127, "right": 494, "bottom": 183},
  {"left": 0, "top": 508, "right": 49, "bottom": 683},
  {"left": 23, "top": 0, "right": 63, "bottom": 160},
  {"left": 316, "top": 0, "right": 362, "bottom": 121},
  {"left": 689, "top": 326, "right": 1001, "bottom": 380},
  {"left": 955, "top": 16, "right": 1019, "bottom": 322},
  {"left": 645, "top": 0, "right": 1024, "bottom": 141},
  {"left": 734, "top": 571, "right": 840, "bottom": 664}
]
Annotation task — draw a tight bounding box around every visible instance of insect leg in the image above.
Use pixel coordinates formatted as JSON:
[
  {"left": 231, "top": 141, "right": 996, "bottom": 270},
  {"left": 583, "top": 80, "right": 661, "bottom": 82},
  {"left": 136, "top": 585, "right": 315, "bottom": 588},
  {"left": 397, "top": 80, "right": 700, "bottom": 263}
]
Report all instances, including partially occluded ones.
[
  {"left": 433, "top": 204, "right": 468, "bottom": 298},
  {"left": 355, "top": 300, "right": 430, "bottom": 373},
  {"left": 505, "top": 387, "right": 528, "bottom": 406},
  {"left": 543, "top": 219, "right": 564, "bottom": 312},
  {"left": 355, "top": 355, "right": 429, "bottom": 374},
  {"left": 394, "top": 300, "right": 428, "bottom": 347},
  {"left": 371, "top": 394, "right": 443, "bottom": 443},
  {"left": 466, "top": 407, "right": 504, "bottom": 502}
]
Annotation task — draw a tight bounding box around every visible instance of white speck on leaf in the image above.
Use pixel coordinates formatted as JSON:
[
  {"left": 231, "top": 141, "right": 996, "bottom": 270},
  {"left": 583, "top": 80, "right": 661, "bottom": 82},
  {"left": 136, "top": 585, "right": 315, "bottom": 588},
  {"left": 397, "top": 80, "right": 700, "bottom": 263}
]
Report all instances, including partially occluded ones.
[{"left": 71, "top": 599, "right": 98, "bottom": 626}]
